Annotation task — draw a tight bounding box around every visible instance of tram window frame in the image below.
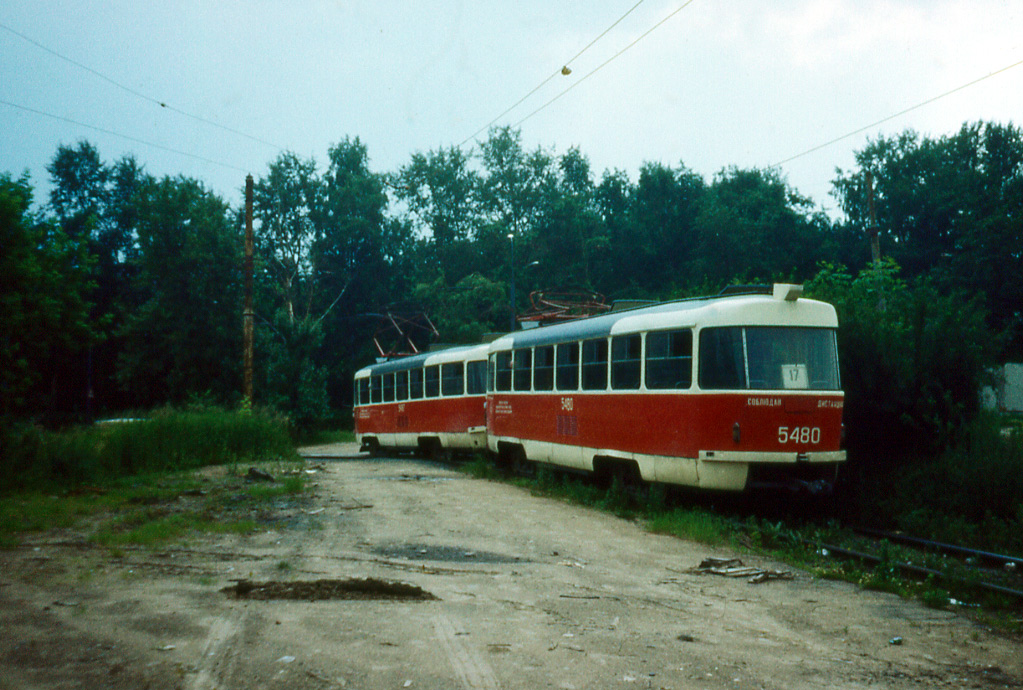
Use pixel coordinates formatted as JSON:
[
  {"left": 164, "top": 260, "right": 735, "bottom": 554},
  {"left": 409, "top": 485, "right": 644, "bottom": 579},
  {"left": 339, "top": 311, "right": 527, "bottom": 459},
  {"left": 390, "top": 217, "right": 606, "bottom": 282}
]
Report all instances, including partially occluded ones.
[
  {"left": 495, "top": 351, "right": 513, "bottom": 392},
  {"left": 371, "top": 375, "right": 382, "bottom": 403},
  {"left": 424, "top": 365, "right": 440, "bottom": 398},
  {"left": 611, "top": 334, "right": 642, "bottom": 390},
  {"left": 383, "top": 373, "right": 395, "bottom": 402},
  {"left": 533, "top": 345, "right": 554, "bottom": 391},
  {"left": 581, "top": 338, "right": 609, "bottom": 391},
  {"left": 358, "top": 378, "right": 370, "bottom": 405},
  {"left": 409, "top": 368, "right": 424, "bottom": 399},
  {"left": 513, "top": 348, "right": 532, "bottom": 391},
  {"left": 396, "top": 370, "right": 409, "bottom": 400},
  {"left": 555, "top": 342, "right": 580, "bottom": 391},
  {"left": 645, "top": 329, "right": 693, "bottom": 389},
  {"left": 467, "top": 360, "right": 487, "bottom": 395},
  {"left": 441, "top": 362, "right": 465, "bottom": 396}
]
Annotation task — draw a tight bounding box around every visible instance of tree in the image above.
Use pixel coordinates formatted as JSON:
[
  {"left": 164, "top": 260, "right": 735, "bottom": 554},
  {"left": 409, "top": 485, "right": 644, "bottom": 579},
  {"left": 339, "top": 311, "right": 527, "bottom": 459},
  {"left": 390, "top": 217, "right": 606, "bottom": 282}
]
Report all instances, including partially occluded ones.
[
  {"left": 694, "top": 167, "right": 824, "bottom": 287},
  {"left": 0, "top": 173, "right": 93, "bottom": 416},
  {"left": 832, "top": 122, "right": 1023, "bottom": 357},
  {"left": 116, "top": 176, "right": 241, "bottom": 406}
]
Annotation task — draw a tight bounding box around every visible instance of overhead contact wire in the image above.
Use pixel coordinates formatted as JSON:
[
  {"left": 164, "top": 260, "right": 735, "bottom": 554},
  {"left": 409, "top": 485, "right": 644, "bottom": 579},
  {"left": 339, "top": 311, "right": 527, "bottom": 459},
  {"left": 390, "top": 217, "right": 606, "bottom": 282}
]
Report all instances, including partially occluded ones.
[
  {"left": 459, "top": 0, "right": 647, "bottom": 147},
  {"left": 512, "top": 0, "right": 698, "bottom": 130},
  {"left": 771, "top": 56, "right": 1023, "bottom": 168},
  {"left": 0, "top": 98, "right": 250, "bottom": 173},
  {"left": 0, "top": 21, "right": 285, "bottom": 152}
]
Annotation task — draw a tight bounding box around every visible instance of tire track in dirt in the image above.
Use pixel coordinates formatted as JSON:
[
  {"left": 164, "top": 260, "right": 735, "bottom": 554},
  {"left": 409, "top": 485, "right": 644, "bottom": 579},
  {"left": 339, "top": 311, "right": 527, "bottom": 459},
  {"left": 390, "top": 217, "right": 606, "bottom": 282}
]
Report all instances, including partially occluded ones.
[{"left": 433, "top": 613, "right": 500, "bottom": 690}]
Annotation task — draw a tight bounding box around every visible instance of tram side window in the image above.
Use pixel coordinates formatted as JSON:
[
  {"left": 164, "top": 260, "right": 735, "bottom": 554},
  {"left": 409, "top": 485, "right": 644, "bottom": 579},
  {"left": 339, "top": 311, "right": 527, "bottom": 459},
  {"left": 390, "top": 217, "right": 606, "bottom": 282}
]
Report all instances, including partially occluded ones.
[
  {"left": 646, "top": 329, "right": 693, "bottom": 389},
  {"left": 425, "top": 365, "right": 440, "bottom": 397},
  {"left": 582, "top": 338, "right": 609, "bottom": 391},
  {"left": 611, "top": 334, "right": 642, "bottom": 390},
  {"left": 410, "top": 368, "right": 424, "bottom": 399},
  {"left": 383, "top": 373, "right": 395, "bottom": 402},
  {"left": 396, "top": 370, "right": 409, "bottom": 400},
  {"left": 371, "top": 375, "right": 383, "bottom": 403},
  {"left": 513, "top": 349, "right": 532, "bottom": 391},
  {"left": 556, "top": 342, "right": 579, "bottom": 391},
  {"left": 441, "top": 362, "right": 464, "bottom": 396},
  {"left": 534, "top": 346, "right": 554, "bottom": 391},
  {"left": 487, "top": 357, "right": 496, "bottom": 393},
  {"left": 698, "top": 327, "right": 746, "bottom": 390},
  {"left": 466, "top": 360, "right": 487, "bottom": 395},
  {"left": 495, "top": 351, "right": 513, "bottom": 391},
  {"left": 358, "top": 378, "right": 370, "bottom": 405}
]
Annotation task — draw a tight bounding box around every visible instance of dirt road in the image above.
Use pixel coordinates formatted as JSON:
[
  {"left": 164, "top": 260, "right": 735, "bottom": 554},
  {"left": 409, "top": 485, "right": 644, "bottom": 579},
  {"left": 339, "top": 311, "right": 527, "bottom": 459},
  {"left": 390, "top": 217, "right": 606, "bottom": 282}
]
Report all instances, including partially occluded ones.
[{"left": 1, "top": 445, "right": 1020, "bottom": 689}]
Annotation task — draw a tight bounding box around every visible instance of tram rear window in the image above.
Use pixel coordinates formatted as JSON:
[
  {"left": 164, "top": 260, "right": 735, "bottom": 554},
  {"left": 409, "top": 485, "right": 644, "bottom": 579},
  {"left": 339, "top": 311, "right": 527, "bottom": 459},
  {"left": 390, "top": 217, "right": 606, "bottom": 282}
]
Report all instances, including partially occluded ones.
[
  {"left": 371, "top": 375, "right": 382, "bottom": 403},
  {"left": 646, "top": 329, "right": 692, "bottom": 389},
  {"left": 699, "top": 327, "right": 840, "bottom": 391},
  {"left": 441, "top": 362, "right": 464, "bottom": 396},
  {"left": 424, "top": 365, "right": 440, "bottom": 397},
  {"left": 467, "top": 360, "right": 487, "bottom": 395},
  {"left": 582, "top": 339, "right": 608, "bottom": 391},
  {"left": 495, "top": 352, "right": 512, "bottom": 392},
  {"left": 358, "top": 378, "right": 370, "bottom": 405}
]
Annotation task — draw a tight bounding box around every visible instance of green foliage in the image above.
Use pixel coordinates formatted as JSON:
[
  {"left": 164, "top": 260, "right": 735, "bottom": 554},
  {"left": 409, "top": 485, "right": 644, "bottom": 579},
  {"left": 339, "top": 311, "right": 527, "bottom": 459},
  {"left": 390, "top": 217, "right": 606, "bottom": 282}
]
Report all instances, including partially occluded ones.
[
  {"left": 0, "top": 406, "right": 296, "bottom": 492},
  {"left": 807, "top": 261, "right": 996, "bottom": 455},
  {"left": 833, "top": 122, "right": 1023, "bottom": 358},
  {"left": 0, "top": 173, "right": 94, "bottom": 417},
  {"left": 116, "top": 176, "right": 242, "bottom": 407},
  {"left": 849, "top": 414, "right": 1023, "bottom": 555}
]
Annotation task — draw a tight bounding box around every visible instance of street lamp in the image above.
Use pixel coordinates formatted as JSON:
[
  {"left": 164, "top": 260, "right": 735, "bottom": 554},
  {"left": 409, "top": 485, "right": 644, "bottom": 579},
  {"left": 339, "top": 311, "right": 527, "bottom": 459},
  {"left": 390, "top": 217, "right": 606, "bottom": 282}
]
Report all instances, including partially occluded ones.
[{"left": 507, "top": 232, "right": 516, "bottom": 331}]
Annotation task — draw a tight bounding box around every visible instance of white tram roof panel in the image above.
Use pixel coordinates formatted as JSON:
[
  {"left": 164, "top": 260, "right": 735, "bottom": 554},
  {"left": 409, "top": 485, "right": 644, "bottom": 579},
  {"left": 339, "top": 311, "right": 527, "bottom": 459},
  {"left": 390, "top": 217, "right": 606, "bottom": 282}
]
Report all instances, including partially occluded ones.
[
  {"left": 490, "top": 285, "right": 838, "bottom": 352},
  {"left": 355, "top": 343, "right": 489, "bottom": 377}
]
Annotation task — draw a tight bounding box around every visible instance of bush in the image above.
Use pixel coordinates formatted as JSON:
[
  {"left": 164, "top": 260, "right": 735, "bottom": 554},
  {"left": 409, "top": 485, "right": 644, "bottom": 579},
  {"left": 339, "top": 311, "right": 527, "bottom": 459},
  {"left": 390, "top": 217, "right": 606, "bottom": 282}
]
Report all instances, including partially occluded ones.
[{"left": 807, "top": 261, "right": 997, "bottom": 457}]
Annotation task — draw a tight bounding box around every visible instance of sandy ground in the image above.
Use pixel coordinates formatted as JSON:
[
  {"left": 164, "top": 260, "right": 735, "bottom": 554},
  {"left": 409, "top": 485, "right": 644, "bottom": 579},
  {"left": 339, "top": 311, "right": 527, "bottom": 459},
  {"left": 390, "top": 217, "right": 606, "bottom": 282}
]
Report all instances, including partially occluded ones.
[{"left": 0, "top": 443, "right": 1020, "bottom": 690}]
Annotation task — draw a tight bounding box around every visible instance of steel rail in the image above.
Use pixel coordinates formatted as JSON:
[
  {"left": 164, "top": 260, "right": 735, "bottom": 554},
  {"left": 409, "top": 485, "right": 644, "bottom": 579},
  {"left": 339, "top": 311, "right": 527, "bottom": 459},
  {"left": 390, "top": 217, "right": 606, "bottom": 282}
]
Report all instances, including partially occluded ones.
[
  {"left": 852, "top": 527, "right": 1023, "bottom": 570},
  {"left": 816, "top": 541, "right": 1023, "bottom": 602}
]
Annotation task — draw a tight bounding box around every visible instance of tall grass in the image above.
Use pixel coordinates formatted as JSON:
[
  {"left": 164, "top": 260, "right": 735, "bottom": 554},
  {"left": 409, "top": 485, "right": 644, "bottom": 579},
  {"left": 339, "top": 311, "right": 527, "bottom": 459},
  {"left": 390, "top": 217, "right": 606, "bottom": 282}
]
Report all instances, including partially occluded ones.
[{"left": 0, "top": 406, "right": 297, "bottom": 491}]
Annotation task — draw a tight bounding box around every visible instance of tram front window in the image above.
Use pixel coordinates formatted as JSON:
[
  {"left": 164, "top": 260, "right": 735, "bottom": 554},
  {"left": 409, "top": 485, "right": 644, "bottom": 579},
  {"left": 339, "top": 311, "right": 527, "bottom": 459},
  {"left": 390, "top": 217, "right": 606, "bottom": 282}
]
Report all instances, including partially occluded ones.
[{"left": 698, "top": 327, "right": 840, "bottom": 391}]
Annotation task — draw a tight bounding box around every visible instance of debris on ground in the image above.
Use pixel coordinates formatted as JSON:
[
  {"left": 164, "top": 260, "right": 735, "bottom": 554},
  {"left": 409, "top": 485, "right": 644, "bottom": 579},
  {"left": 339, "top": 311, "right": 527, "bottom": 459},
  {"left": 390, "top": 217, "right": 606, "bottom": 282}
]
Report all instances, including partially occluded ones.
[
  {"left": 222, "top": 577, "right": 438, "bottom": 601},
  {"left": 692, "top": 557, "right": 795, "bottom": 584},
  {"left": 246, "top": 467, "right": 275, "bottom": 482}
]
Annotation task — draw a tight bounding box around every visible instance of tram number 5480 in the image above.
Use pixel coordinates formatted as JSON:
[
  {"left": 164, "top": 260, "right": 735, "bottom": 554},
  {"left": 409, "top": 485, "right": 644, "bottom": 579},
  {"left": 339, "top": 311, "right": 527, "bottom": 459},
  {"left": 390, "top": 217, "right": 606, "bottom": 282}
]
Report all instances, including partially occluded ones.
[{"left": 777, "top": 426, "right": 821, "bottom": 444}]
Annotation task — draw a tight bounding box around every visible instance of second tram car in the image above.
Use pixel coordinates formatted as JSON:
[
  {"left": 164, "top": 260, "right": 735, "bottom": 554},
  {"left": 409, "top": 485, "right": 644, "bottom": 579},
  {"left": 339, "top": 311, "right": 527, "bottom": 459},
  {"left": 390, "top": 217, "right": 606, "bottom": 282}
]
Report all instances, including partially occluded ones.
[
  {"left": 485, "top": 284, "right": 845, "bottom": 491},
  {"left": 354, "top": 344, "right": 489, "bottom": 457}
]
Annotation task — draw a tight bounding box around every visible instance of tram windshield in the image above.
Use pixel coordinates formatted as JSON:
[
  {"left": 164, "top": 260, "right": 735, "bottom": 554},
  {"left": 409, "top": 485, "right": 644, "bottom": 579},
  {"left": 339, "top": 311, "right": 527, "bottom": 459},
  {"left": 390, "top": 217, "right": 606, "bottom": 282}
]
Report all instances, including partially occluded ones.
[{"left": 698, "top": 327, "right": 840, "bottom": 391}]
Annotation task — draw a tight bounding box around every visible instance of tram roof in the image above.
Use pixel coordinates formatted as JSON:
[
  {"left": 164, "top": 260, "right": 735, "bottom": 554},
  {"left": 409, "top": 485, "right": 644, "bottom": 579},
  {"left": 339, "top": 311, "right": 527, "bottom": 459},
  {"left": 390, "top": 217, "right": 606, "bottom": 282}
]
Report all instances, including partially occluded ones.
[
  {"left": 491, "top": 287, "right": 837, "bottom": 351},
  {"left": 355, "top": 342, "right": 489, "bottom": 377}
]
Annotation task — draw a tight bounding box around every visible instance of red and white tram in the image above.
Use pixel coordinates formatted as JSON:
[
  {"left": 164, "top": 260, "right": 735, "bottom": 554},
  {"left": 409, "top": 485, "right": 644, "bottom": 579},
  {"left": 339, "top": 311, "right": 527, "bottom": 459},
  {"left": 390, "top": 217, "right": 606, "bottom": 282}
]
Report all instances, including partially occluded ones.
[
  {"left": 485, "top": 284, "right": 845, "bottom": 492},
  {"left": 354, "top": 344, "right": 489, "bottom": 457}
]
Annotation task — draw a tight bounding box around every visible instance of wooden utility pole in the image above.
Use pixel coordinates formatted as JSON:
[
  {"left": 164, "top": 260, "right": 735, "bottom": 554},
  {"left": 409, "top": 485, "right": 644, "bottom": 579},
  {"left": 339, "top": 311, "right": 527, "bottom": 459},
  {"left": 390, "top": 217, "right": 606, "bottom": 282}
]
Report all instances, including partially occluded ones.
[
  {"left": 243, "top": 174, "right": 255, "bottom": 405},
  {"left": 865, "top": 171, "right": 886, "bottom": 312}
]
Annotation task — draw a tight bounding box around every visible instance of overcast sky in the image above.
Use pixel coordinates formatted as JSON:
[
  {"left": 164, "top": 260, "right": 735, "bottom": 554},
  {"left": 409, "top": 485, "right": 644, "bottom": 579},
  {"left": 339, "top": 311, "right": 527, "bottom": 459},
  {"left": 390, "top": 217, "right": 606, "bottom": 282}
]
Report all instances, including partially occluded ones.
[{"left": 2, "top": 0, "right": 1020, "bottom": 217}]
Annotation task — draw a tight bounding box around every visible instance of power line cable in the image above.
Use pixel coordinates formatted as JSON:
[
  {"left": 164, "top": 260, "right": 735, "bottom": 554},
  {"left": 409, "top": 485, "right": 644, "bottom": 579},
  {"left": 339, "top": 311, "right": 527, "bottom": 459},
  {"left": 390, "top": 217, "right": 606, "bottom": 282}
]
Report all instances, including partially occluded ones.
[
  {"left": 511, "top": 0, "right": 698, "bottom": 131},
  {"left": 458, "top": 0, "right": 648, "bottom": 147},
  {"left": 771, "top": 56, "right": 1023, "bottom": 168},
  {"left": 0, "top": 97, "right": 251, "bottom": 174},
  {"left": 0, "top": 21, "right": 286, "bottom": 152}
]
